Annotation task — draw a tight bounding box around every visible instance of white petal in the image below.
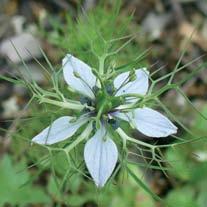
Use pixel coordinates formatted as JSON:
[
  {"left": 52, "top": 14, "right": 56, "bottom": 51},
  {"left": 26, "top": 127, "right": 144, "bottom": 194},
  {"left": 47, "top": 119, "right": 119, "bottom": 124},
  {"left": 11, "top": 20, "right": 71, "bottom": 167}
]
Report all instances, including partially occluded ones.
[
  {"left": 84, "top": 126, "right": 118, "bottom": 187},
  {"left": 110, "top": 111, "right": 130, "bottom": 122},
  {"left": 32, "top": 116, "right": 89, "bottom": 145},
  {"left": 132, "top": 107, "right": 177, "bottom": 137},
  {"left": 114, "top": 68, "right": 149, "bottom": 97},
  {"left": 63, "top": 54, "right": 96, "bottom": 99}
]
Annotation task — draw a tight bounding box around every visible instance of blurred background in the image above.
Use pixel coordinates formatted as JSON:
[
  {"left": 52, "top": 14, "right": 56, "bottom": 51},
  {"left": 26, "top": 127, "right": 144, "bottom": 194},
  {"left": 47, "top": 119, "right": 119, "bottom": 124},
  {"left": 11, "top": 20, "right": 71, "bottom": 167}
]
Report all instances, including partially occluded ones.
[{"left": 0, "top": 0, "right": 207, "bottom": 206}]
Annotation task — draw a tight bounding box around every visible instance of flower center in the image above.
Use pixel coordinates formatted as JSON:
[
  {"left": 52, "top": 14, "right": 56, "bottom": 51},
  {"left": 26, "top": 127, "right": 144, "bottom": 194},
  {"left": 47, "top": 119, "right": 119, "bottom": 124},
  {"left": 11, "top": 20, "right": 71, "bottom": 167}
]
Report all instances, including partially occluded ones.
[
  {"left": 95, "top": 86, "right": 124, "bottom": 115},
  {"left": 79, "top": 81, "right": 125, "bottom": 119}
]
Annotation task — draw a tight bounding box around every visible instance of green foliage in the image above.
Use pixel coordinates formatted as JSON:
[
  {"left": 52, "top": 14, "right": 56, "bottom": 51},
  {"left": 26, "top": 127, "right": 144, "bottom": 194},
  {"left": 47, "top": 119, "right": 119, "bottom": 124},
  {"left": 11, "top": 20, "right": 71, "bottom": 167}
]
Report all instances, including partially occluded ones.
[
  {"left": 166, "top": 187, "right": 199, "bottom": 207},
  {"left": 1, "top": 1, "right": 207, "bottom": 206},
  {"left": 0, "top": 154, "right": 50, "bottom": 206},
  {"left": 42, "top": 2, "right": 146, "bottom": 68},
  {"left": 166, "top": 146, "right": 191, "bottom": 181},
  {"left": 165, "top": 104, "right": 207, "bottom": 207}
]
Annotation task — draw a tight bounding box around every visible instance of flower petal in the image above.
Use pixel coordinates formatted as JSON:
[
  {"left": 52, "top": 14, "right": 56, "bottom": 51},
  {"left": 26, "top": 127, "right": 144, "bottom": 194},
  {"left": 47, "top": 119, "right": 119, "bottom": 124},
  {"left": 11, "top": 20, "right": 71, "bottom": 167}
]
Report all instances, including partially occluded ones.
[
  {"left": 84, "top": 125, "right": 118, "bottom": 187},
  {"left": 63, "top": 54, "right": 96, "bottom": 99},
  {"left": 110, "top": 111, "right": 130, "bottom": 122},
  {"left": 132, "top": 107, "right": 177, "bottom": 137},
  {"left": 114, "top": 68, "right": 149, "bottom": 97},
  {"left": 32, "top": 116, "right": 89, "bottom": 145}
]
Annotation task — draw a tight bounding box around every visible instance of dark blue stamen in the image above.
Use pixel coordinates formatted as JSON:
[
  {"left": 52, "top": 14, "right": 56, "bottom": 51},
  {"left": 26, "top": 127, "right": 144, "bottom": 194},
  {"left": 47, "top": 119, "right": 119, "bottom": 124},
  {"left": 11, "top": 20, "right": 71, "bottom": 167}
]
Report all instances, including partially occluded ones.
[
  {"left": 108, "top": 118, "right": 120, "bottom": 130},
  {"left": 92, "top": 121, "right": 97, "bottom": 131},
  {"left": 80, "top": 96, "right": 93, "bottom": 106},
  {"left": 92, "top": 86, "right": 100, "bottom": 95},
  {"left": 106, "top": 84, "right": 114, "bottom": 95},
  {"left": 82, "top": 107, "right": 91, "bottom": 114}
]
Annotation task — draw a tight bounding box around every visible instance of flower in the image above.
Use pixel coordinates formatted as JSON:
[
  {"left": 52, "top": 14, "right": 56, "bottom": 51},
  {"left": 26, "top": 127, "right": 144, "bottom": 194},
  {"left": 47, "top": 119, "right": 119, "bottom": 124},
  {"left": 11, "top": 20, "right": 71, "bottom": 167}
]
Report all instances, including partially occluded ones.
[{"left": 32, "top": 54, "right": 177, "bottom": 187}]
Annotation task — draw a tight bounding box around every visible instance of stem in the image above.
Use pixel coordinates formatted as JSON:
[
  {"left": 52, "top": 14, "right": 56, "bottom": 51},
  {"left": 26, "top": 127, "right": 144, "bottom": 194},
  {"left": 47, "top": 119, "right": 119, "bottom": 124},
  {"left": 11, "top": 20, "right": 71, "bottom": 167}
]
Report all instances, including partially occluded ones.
[
  {"left": 117, "top": 126, "right": 206, "bottom": 150},
  {"left": 116, "top": 128, "right": 155, "bottom": 149},
  {"left": 96, "top": 100, "right": 107, "bottom": 129},
  {"left": 99, "top": 55, "right": 106, "bottom": 75},
  {"left": 118, "top": 93, "right": 145, "bottom": 99},
  {"left": 38, "top": 97, "right": 85, "bottom": 110},
  {"left": 168, "top": 31, "right": 194, "bottom": 85},
  {"left": 143, "top": 83, "right": 177, "bottom": 103},
  {"left": 152, "top": 84, "right": 177, "bottom": 97},
  {"left": 92, "top": 68, "right": 105, "bottom": 90}
]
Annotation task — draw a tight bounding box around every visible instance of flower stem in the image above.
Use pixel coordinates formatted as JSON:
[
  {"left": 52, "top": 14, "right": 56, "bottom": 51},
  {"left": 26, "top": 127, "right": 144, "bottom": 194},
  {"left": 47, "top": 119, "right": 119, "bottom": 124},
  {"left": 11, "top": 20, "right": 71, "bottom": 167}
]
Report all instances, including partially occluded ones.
[
  {"left": 119, "top": 93, "right": 145, "bottom": 99},
  {"left": 96, "top": 100, "right": 107, "bottom": 129},
  {"left": 38, "top": 97, "right": 85, "bottom": 110},
  {"left": 99, "top": 55, "right": 106, "bottom": 75},
  {"left": 116, "top": 128, "right": 155, "bottom": 149}
]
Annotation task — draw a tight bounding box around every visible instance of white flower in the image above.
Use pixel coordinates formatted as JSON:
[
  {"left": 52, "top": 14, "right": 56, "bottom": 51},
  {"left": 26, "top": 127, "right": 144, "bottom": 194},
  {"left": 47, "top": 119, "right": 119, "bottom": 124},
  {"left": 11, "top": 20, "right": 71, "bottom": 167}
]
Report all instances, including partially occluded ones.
[{"left": 32, "top": 54, "right": 177, "bottom": 187}]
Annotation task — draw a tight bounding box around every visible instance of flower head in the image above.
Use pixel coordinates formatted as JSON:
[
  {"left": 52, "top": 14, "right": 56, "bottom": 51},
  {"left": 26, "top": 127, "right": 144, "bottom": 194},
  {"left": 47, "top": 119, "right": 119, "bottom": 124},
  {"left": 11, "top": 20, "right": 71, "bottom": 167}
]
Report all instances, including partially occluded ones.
[{"left": 32, "top": 54, "right": 177, "bottom": 187}]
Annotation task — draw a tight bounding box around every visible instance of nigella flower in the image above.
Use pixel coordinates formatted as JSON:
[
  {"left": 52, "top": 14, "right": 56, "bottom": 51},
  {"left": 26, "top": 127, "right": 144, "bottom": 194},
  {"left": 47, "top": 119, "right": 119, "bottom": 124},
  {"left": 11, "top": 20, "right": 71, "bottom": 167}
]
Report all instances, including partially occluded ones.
[{"left": 32, "top": 54, "right": 177, "bottom": 187}]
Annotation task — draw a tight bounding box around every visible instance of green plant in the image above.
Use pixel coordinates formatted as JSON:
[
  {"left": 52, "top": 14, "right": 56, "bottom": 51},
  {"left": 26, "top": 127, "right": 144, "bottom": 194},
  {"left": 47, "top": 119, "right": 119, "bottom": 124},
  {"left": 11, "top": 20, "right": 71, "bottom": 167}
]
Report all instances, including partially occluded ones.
[{"left": 1, "top": 1, "right": 207, "bottom": 206}]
